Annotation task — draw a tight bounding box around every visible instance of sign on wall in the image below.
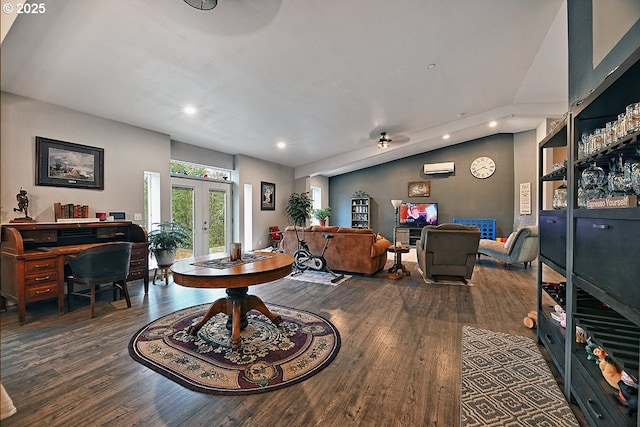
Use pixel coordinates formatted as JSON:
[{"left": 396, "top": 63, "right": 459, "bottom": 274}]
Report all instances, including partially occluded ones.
[{"left": 520, "top": 182, "right": 531, "bottom": 215}]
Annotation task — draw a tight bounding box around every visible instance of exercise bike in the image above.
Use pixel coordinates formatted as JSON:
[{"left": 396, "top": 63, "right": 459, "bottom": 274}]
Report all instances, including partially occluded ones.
[{"left": 292, "top": 215, "right": 344, "bottom": 283}]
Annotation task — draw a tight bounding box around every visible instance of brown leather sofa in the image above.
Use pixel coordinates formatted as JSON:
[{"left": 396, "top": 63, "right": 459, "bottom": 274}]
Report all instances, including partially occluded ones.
[
  {"left": 416, "top": 223, "right": 481, "bottom": 281},
  {"left": 281, "top": 225, "right": 391, "bottom": 275}
]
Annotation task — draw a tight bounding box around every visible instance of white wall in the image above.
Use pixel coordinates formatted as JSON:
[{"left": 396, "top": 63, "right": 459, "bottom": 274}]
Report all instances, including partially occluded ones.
[
  {"left": 1, "top": 93, "right": 172, "bottom": 225},
  {"left": 513, "top": 129, "right": 539, "bottom": 228},
  {"left": 234, "top": 154, "right": 294, "bottom": 250}
]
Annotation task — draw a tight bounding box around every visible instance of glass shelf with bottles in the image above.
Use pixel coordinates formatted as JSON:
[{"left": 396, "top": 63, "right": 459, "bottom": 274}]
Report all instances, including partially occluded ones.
[{"left": 575, "top": 101, "right": 640, "bottom": 209}]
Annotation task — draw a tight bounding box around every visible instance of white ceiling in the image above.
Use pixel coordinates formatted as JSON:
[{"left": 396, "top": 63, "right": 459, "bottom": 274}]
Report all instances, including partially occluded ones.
[{"left": 1, "top": 0, "right": 568, "bottom": 178}]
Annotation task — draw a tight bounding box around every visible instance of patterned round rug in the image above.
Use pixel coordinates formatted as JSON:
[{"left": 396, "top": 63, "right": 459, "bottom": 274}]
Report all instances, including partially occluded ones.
[{"left": 128, "top": 303, "right": 340, "bottom": 395}]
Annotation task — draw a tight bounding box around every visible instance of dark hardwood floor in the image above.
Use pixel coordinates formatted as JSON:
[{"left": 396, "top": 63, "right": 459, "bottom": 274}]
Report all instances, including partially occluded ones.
[{"left": 1, "top": 256, "right": 587, "bottom": 426}]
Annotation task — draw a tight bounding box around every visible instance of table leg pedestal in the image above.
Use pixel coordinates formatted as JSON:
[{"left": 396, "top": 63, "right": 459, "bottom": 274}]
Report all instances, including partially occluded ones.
[
  {"left": 387, "top": 252, "right": 411, "bottom": 280},
  {"left": 186, "top": 286, "right": 281, "bottom": 349}
]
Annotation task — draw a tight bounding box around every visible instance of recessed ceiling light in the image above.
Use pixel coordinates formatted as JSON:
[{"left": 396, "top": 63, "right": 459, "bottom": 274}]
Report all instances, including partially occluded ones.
[
  {"left": 443, "top": 134, "right": 450, "bottom": 140},
  {"left": 276, "top": 141, "right": 286, "bottom": 149},
  {"left": 183, "top": 106, "right": 197, "bottom": 115},
  {"left": 489, "top": 121, "right": 498, "bottom": 127}
]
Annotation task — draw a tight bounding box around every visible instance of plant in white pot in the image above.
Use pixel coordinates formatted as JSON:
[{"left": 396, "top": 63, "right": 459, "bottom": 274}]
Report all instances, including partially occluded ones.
[
  {"left": 148, "top": 221, "right": 191, "bottom": 266},
  {"left": 312, "top": 206, "right": 332, "bottom": 226}
]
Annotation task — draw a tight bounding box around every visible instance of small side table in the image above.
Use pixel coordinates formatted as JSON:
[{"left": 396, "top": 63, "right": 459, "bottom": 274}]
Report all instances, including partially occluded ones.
[
  {"left": 387, "top": 246, "right": 411, "bottom": 280},
  {"left": 153, "top": 264, "right": 173, "bottom": 286}
]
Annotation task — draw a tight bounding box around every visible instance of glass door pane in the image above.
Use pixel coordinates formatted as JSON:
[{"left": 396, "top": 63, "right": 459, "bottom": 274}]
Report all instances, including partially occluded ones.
[
  {"left": 206, "top": 188, "right": 227, "bottom": 254},
  {"left": 171, "top": 184, "right": 195, "bottom": 260},
  {"left": 172, "top": 177, "right": 231, "bottom": 258}
]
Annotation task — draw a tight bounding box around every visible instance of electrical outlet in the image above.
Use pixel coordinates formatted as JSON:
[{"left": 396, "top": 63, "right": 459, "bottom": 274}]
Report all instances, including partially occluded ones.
[
  {"left": 134, "top": 213, "right": 142, "bottom": 221},
  {"left": 258, "top": 240, "right": 262, "bottom": 246}
]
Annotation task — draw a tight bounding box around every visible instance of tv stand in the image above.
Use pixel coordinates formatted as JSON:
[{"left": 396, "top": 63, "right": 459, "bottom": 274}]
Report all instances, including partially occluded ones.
[{"left": 395, "top": 226, "right": 424, "bottom": 247}]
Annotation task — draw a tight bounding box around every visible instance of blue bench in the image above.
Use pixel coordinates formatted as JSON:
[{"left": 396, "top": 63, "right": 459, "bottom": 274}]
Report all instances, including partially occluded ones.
[{"left": 452, "top": 218, "right": 496, "bottom": 240}]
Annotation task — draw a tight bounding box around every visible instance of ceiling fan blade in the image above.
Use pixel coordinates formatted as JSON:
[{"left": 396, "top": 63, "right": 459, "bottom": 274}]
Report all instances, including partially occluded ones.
[{"left": 391, "top": 135, "right": 410, "bottom": 144}]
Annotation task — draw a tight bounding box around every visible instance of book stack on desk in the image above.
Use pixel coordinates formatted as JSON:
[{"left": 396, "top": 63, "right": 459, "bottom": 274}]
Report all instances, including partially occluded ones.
[{"left": 53, "top": 202, "right": 90, "bottom": 221}]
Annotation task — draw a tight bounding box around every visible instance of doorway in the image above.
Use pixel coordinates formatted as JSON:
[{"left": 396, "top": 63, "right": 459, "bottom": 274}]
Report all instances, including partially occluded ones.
[{"left": 171, "top": 177, "right": 232, "bottom": 259}]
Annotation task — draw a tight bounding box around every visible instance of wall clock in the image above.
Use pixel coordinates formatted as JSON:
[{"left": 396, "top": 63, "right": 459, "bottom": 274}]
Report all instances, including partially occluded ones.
[{"left": 470, "top": 156, "right": 496, "bottom": 179}]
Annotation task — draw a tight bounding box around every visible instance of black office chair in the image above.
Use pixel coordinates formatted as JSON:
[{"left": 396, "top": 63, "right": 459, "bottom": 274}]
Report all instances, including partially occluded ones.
[{"left": 67, "top": 242, "right": 133, "bottom": 318}]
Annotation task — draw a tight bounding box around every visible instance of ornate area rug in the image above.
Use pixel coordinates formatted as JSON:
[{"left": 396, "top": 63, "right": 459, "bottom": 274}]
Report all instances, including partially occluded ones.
[
  {"left": 289, "top": 270, "right": 351, "bottom": 286},
  {"left": 129, "top": 303, "right": 340, "bottom": 395},
  {"left": 461, "top": 326, "right": 579, "bottom": 426}
]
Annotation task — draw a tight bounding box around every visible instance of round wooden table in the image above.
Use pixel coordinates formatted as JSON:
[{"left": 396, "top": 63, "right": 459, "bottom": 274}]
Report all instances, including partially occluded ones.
[
  {"left": 171, "top": 252, "right": 294, "bottom": 349},
  {"left": 387, "top": 246, "right": 411, "bottom": 280}
]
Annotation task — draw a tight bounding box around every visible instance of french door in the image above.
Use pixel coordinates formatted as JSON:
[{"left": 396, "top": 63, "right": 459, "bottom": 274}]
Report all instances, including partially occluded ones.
[{"left": 171, "top": 177, "right": 232, "bottom": 259}]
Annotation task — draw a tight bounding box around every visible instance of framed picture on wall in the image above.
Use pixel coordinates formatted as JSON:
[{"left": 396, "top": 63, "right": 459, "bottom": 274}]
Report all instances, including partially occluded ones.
[
  {"left": 407, "top": 180, "right": 430, "bottom": 198},
  {"left": 36, "top": 136, "right": 104, "bottom": 190},
  {"left": 261, "top": 181, "right": 276, "bottom": 210}
]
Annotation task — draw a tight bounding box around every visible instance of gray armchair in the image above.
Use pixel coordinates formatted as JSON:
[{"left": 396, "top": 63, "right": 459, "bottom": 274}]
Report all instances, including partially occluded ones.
[
  {"left": 477, "top": 226, "right": 538, "bottom": 269},
  {"left": 416, "top": 224, "right": 481, "bottom": 281}
]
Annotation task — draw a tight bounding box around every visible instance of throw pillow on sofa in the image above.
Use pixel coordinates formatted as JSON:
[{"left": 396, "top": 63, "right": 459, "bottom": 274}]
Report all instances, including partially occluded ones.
[{"left": 504, "top": 231, "right": 517, "bottom": 250}]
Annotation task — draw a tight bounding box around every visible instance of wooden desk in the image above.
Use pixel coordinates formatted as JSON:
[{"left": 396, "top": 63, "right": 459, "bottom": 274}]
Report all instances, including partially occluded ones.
[
  {"left": 171, "top": 252, "right": 294, "bottom": 349},
  {"left": 1, "top": 221, "right": 148, "bottom": 324}
]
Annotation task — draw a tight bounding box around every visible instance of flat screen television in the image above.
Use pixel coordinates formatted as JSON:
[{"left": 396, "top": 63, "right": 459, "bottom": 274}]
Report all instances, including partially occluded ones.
[{"left": 398, "top": 203, "right": 438, "bottom": 226}]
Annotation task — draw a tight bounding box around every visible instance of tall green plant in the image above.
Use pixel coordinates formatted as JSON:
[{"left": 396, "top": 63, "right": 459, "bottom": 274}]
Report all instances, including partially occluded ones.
[
  {"left": 148, "top": 221, "right": 191, "bottom": 256},
  {"left": 286, "top": 192, "right": 312, "bottom": 224}
]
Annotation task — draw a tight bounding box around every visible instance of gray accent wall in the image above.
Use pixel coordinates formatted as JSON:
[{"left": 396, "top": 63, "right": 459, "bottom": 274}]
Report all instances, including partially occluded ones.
[{"left": 329, "top": 134, "right": 517, "bottom": 241}]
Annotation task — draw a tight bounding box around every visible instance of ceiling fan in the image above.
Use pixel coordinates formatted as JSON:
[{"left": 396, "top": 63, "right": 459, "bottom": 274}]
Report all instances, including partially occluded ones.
[
  {"left": 184, "top": 0, "right": 217, "bottom": 10},
  {"left": 376, "top": 132, "right": 410, "bottom": 149}
]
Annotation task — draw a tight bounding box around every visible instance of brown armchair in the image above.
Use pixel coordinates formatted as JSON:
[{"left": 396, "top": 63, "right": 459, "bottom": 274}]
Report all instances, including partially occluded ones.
[{"left": 416, "top": 223, "right": 480, "bottom": 281}]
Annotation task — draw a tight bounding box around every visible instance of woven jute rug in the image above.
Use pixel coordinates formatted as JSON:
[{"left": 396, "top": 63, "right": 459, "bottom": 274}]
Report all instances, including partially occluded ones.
[
  {"left": 461, "top": 326, "right": 579, "bottom": 426},
  {"left": 129, "top": 303, "right": 340, "bottom": 395}
]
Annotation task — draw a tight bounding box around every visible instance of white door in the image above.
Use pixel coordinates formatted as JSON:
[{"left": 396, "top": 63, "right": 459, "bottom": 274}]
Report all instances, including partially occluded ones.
[{"left": 171, "top": 177, "right": 232, "bottom": 259}]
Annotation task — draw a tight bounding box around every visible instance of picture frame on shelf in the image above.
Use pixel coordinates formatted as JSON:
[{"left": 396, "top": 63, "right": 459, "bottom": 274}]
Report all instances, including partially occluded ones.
[
  {"left": 408, "top": 180, "right": 430, "bottom": 198},
  {"left": 36, "top": 136, "right": 104, "bottom": 190},
  {"left": 261, "top": 181, "right": 276, "bottom": 210}
]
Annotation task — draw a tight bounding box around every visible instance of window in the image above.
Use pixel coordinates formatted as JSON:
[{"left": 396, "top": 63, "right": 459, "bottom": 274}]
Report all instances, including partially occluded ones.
[
  {"left": 310, "top": 186, "right": 321, "bottom": 225},
  {"left": 170, "top": 160, "right": 231, "bottom": 181},
  {"left": 144, "top": 171, "right": 161, "bottom": 233}
]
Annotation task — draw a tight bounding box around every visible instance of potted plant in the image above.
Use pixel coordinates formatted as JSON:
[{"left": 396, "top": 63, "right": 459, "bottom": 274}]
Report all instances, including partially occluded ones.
[
  {"left": 148, "top": 221, "right": 191, "bottom": 266},
  {"left": 286, "top": 192, "right": 312, "bottom": 226},
  {"left": 312, "top": 206, "right": 332, "bottom": 226}
]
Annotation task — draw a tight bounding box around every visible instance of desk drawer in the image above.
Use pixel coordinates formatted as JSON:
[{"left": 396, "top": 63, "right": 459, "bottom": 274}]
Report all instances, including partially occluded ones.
[
  {"left": 128, "top": 268, "right": 147, "bottom": 281},
  {"left": 20, "top": 230, "right": 57, "bottom": 244},
  {"left": 96, "top": 227, "right": 128, "bottom": 239},
  {"left": 131, "top": 247, "right": 147, "bottom": 258},
  {"left": 25, "top": 258, "right": 58, "bottom": 272},
  {"left": 25, "top": 269, "right": 57, "bottom": 286},
  {"left": 25, "top": 283, "right": 59, "bottom": 301}
]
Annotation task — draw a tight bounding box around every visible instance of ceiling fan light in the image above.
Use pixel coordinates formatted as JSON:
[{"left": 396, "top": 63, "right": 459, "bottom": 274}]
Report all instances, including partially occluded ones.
[{"left": 184, "top": 0, "right": 218, "bottom": 10}]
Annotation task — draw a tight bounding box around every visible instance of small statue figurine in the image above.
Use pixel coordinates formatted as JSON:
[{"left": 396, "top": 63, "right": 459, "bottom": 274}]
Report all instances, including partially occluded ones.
[{"left": 12, "top": 188, "right": 33, "bottom": 222}]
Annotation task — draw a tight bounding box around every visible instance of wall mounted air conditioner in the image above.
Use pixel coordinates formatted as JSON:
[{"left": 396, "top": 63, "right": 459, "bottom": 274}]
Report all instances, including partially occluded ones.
[{"left": 423, "top": 162, "right": 455, "bottom": 174}]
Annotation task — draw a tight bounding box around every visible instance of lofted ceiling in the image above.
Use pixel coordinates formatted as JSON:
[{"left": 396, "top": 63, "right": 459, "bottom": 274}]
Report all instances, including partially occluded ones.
[{"left": 1, "top": 0, "right": 568, "bottom": 178}]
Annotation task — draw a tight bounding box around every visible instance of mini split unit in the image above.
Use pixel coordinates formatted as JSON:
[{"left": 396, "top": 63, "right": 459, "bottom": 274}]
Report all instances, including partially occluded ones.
[{"left": 423, "top": 162, "right": 455, "bottom": 174}]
